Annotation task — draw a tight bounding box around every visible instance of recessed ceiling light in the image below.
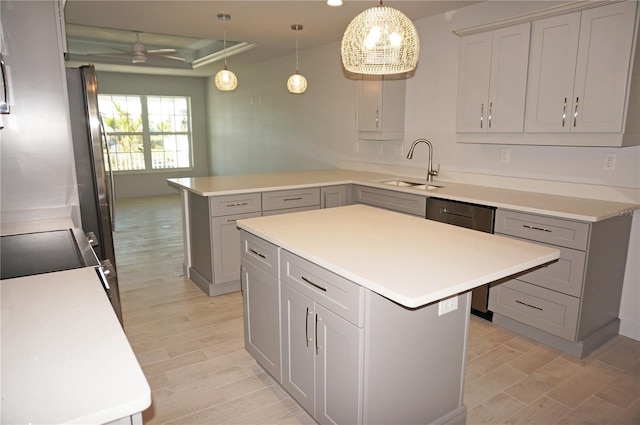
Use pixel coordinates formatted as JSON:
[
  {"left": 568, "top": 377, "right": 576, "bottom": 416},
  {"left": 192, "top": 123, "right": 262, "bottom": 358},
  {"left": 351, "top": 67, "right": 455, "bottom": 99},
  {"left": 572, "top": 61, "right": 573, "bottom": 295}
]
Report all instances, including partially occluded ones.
[{"left": 327, "top": 0, "right": 343, "bottom": 6}]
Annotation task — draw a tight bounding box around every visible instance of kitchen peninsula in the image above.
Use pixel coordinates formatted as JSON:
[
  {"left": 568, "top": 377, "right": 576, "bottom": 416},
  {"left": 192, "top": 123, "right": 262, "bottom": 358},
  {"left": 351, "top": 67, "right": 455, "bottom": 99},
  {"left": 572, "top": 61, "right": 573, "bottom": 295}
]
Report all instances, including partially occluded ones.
[
  {"left": 236, "top": 204, "right": 559, "bottom": 424},
  {"left": 168, "top": 168, "right": 637, "bottom": 359}
]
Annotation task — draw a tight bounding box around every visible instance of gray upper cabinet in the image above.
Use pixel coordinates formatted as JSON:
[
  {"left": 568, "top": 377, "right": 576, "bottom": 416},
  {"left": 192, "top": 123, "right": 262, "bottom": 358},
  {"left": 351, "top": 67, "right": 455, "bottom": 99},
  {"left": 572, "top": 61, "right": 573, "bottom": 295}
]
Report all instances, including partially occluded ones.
[
  {"left": 526, "top": 1, "right": 637, "bottom": 136},
  {"left": 456, "top": 0, "right": 640, "bottom": 146},
  {"left": 357, "top": 77, "right": 406, "bottom": 140},
  {"left": 456, "top": 22, "right": 531, "bottom": 133}
]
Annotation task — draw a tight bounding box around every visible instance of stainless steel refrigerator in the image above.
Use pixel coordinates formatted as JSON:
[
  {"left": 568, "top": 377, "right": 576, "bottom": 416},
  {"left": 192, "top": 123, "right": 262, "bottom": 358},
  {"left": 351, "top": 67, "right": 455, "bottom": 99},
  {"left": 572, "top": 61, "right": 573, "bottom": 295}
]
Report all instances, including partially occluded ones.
[{"left": 66, "top": 65, "right": 122, "bottom": 324}]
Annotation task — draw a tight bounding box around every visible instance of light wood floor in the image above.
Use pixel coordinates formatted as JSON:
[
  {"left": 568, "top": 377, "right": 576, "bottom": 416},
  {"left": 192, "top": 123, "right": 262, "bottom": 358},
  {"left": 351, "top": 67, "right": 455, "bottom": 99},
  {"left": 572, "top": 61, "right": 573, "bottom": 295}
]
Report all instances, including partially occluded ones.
[{"left": 113, "top": 195, "right": 640, "bottom": 425}]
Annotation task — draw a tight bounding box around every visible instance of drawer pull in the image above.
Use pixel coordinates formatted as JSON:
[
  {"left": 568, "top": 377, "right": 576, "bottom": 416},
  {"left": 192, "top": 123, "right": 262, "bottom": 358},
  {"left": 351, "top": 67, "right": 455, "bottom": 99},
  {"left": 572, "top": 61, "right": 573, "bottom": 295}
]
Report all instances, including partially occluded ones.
[
  {"left": 522, "top": 224, "right": 552, "bottom": 233},
  {"left": 315, "top": 314, "right": 321, "bottom": 355},
  {"left": 515, "top": 299, "right": 543, "bottom": 311},
  {"left": 301, "top": 276, "right": 327, "bottom": 292},
  {"left": 284, "top": 197, "right": 303, "bottom": 202},
  {"left": 226, "top": 202, "right": 249, "bottom": 207},
  {"left": 249, "top": 248, "right": 266, "bottom": 259}
]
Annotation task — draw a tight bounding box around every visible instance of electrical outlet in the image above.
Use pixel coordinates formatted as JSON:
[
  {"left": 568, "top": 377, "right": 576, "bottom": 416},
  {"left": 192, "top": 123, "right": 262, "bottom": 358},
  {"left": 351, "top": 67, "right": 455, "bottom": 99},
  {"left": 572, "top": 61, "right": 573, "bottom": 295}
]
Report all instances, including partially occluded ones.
[
  {"left": 501, "top": 148, "right": 510, "bottom": 163},
  {"left": 603, "top": 153, "right": 616, "bottom": 171},
  {"left": 393, "top": 144, "right": 404, "bottom": 157},
  {"left": 438, "top": 295, "right": 458, "bottom": 316}
]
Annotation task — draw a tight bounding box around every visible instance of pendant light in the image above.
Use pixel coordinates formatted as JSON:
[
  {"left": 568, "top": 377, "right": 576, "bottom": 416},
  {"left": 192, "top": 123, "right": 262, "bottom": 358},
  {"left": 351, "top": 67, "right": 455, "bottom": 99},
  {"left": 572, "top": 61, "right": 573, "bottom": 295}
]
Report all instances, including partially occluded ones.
[
  {"left": 341, "top": 0, "right": 420, "bottom": 75},
  {"left": 215, "top": 13, "right": 238, "bottom": 91},
  {"left": 287, "top": 24, "right": 307, "bottom": 94}
]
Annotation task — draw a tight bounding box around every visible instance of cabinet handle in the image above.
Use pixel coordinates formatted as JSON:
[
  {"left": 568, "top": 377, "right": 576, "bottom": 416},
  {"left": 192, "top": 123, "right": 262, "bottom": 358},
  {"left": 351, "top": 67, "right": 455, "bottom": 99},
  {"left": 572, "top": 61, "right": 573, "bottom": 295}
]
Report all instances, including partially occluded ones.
[
  {"left": 375, "top": 109, "right": 379, "bottom": 128},
  {"left": 480, "top": 103, "right": 484, "bottom": 129},
  {"left": 315, "top": 314, "right": 321, "bottom": 355},
  {"left": 515, "top": 299, "right": 543, "bottom": 311},
  {"left": 240, "top": 266, "right": 244, "bottom": 297},
  {"left": 301, "top": 276, "right": 327, "bottom": 292},
  {"left": 488, "top": 101, "right": 493, "bottom": 129},
  {"left": 562, "top": 97, "right": 567, "bottom": 127},
  {"left": 226, "top": 202, "right": 249, "bottom": 207},
  {"left": 227, "top": 219, "right": 237, "bottom": 223},
  {"left": 305, "top": 307, "right": 310, "bottom": 347},
  {"left": 284, "top": 197, "right": 303, "bottom": 202},
  {"left": 522, "top": 224, "right": 552, "bottom": 233},
  {"left": 573, "top": 97, "right": 579, "bottom": 127},
  {"left": 249, "top": 248, "right": 266, "bottom": 259}
]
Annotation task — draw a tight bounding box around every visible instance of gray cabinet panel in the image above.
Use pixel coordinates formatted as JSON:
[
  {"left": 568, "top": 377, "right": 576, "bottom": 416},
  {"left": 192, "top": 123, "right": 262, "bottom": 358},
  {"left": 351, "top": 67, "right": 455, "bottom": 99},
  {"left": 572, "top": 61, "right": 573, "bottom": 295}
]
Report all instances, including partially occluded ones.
[
  {"left": 321, "top": 185, "right": 352, "bottom": 209},
  {"left": 353, "top": 185, "right": 426, "bottom": 217},
  {"left": 489, "top": 279, "right": 579, "bottom": 340},
  {"left": 212, "top": 212, "right": 260, "bottom": 285},
  {"left": 209, "top": 193, "right": 261, "bottom": 216},
  {"left": 242, "top": 260, "right": 281, "bottom": 381},
  {"left": 495, "top": 209, "right": 589, "bottom": 250},
  {"left": 262, "top": 188, "right": 320, "bottom": 212}
]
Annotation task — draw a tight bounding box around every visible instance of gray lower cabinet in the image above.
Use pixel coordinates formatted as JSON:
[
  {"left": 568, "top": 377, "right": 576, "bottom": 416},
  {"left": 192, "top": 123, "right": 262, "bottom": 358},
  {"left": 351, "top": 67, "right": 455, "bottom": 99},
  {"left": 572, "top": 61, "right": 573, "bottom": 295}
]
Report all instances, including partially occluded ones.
[
  {"left": 262, "top": 188, "right": 320, "bottom": 214},
  {"left": 321, "top": 185, "right": 352, "bottom": 208},
  {"left": 241, "top": 232, "right": 281, "bottom": 381},
  {"left": 489, "top": 209, "right": 632, "bottom": 358},
  {"left": 353, "top": 185, "right": 426, "bottom": 217},
  {"left": 240, "top": 229, "right": 471, "bottom": 424},
  {"left": 189, "top": 192, "right": 261, "bottom": 296}
]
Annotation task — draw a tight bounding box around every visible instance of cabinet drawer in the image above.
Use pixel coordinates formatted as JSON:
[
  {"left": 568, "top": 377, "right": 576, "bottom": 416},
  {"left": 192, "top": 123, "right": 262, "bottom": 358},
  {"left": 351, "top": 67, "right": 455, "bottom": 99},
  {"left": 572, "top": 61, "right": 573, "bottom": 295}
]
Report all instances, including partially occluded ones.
[
  {"left": 489, "top": 279, "right": 579, "bottom": 341},
  {"left": 515, "top": 242, "right": 586, "bottom": 297},
  {"left": 262, "top": 205, "right": 319, "bottom": 217},
  {"left": 353, "top": 185, "right": 426, "bottom": 217},
  {"left": 210, "top": 193, "right": 261, "bottom": 217},
  {"left": 241, "top": 231, "right": 279, "bottom": 277},
  {"left": 262, "top": 188, "right": 320, "bottom": 212},
  {"left": 280, "top": 250, "right": 364, "bottom": 327},
  {"left": 495, "top": 209, "right": 589, "bottom": 250}
]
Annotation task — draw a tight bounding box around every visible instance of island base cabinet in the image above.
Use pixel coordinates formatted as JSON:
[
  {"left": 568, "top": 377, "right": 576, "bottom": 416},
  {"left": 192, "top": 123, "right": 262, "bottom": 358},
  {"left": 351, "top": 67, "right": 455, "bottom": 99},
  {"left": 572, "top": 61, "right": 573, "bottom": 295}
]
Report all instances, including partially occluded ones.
[
  {"left": 281, "top": 283, "right": 363, "bottom": 425},
  {"left": 242, "top": 261, "right": 281, "bottom": 382},
  {"left": 362, "top": 291, "right": 469, "bottom": 425}
]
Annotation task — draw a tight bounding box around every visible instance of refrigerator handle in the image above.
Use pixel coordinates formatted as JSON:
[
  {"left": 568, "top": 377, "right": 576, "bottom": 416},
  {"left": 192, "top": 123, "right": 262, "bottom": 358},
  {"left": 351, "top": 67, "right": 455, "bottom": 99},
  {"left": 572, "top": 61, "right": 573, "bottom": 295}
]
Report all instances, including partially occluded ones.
[
  {"left": 0, "top": 54, "right": 9, "bottom": 114},
  {"left": 99, "top": 116, "right": 117, "bottom": 231}
]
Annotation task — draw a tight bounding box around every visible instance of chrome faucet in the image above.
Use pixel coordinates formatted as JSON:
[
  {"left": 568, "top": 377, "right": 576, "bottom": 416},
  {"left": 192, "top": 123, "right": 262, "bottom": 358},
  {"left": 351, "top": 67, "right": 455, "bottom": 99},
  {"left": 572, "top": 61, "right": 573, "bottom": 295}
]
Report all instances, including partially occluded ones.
[{"left": 406, "top": 138, "right": 439, "bottom": 182}]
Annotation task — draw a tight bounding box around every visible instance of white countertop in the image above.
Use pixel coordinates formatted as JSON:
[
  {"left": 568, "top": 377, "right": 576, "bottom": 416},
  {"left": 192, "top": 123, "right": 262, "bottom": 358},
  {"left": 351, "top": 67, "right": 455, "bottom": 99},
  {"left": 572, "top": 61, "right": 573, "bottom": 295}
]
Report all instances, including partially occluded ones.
[
  {"left": 1, "top": 267, "right": 151, "bottom": 424},
  {"left": 168, "top": 169, "right": 639, "bottom": 222},
  {"left": 237, "top": 204, "right": 560, "bottom": 308}
]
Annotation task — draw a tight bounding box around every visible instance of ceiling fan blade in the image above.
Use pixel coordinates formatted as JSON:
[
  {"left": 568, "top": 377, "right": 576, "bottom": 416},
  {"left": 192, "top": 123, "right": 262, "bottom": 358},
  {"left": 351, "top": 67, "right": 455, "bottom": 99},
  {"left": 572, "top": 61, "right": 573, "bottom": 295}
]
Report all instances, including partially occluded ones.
[
  {"left": 146, "top": 48, "right": 177, "bottom": 54},
  {"left": 147, "top": 54, "right": 186, "bottom": 62}
]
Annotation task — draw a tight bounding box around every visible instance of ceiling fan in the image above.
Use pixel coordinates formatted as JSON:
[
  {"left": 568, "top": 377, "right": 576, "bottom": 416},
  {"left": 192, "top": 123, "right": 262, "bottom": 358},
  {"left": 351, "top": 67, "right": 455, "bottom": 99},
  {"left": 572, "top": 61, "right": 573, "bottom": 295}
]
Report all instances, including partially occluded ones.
[{"left": 94, "top": 31, "right": 185, "bottom": 64}]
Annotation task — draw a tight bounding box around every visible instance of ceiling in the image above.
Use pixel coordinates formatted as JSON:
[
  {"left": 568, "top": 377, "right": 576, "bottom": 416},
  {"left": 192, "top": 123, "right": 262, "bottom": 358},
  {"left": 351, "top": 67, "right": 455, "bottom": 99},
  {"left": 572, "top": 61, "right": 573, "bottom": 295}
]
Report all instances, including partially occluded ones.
[{"left": 63, "top": 0, "right": 482, "bottom": 77}]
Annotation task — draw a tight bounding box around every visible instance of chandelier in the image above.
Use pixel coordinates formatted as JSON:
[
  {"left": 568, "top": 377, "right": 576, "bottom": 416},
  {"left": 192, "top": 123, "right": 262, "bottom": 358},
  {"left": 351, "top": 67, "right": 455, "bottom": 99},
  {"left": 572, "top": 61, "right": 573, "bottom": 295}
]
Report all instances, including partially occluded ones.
[{"left": 341, "top": 0, "right": 420, "bottom": 75}]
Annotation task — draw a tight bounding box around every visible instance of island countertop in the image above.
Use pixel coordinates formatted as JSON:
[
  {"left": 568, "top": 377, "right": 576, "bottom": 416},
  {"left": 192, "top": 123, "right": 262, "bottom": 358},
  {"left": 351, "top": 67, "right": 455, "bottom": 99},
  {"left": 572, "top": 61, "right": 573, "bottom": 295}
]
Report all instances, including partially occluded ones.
[
  {"left": 1, "top": 267, "right": 151, "bottom": 424},
  {"left": 168, "top": 169, "right": 638, "bottom": 222},
  {"left": 237, "top": 204, "right": 560, "bottom": 308}
]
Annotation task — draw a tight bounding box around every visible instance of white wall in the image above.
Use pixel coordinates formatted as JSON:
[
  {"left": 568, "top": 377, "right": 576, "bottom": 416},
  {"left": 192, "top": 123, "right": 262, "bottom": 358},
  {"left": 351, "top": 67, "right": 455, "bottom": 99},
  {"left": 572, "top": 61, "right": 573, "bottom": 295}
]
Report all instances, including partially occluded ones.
[
  {"left": 0, "top": 1, "right": 79, "bottom": 223},
  {"left": 210, "top": 1, "right": 639, "bottom": 339},
  {"left": 96, "top": 72, "right": 210, "bottom": 198}
]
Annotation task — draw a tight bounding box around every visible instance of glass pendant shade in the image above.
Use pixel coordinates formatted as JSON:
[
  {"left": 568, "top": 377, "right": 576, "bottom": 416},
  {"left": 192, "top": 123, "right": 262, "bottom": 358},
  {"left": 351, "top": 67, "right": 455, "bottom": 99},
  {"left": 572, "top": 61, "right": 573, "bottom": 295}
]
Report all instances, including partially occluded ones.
[
  {"left": 287, "top": 24, "right": 307, "bottom": 94},
  {"left": 215, "top": 13, "right": 238, "bottom": 91},
  {"left": 341, "top": 1, "right": 420, "bottom": 75},
  {"left": 215, "top": 66, "right": 238, "bottom": 91},
  {"left": 287, "top": 73, "right": 307, "bottom": 94}
]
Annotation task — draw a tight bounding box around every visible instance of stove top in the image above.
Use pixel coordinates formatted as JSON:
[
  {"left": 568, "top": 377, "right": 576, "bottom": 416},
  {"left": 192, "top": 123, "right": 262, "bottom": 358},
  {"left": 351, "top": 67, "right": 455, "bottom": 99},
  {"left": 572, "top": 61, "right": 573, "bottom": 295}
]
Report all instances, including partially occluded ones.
[{"left": 0, "top": 228, "right": 99, "bottom": 280}]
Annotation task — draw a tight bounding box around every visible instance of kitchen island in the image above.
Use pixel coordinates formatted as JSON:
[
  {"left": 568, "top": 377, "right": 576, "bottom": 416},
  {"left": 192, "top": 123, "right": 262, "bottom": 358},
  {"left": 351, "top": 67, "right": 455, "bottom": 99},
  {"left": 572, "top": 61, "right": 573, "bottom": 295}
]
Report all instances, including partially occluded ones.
[{"left": 236, "top": 204, "right": 559, "bottom": 424}]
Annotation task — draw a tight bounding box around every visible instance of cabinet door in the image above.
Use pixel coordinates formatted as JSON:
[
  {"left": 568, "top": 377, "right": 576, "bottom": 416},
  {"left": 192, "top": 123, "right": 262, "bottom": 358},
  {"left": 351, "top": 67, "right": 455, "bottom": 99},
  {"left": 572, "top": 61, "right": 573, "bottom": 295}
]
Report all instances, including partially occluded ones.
[
  {"left": 525, "top": 12, "right": 581, "bottom": 133},
  {"left": 315, "top": 304, "right": 363, "bottom": 425},
  {"left": 242, "top": 261, "right": 281, "bottom": 381},
  {"left": 572, "top": 1, "right": 637, "bottom": 133},
  {"left": 281, "top": 283, "right": 315, "bottom": 416},
  {"left": 456, "top": 31, "right": 492, "bottom": 133},
  {"left": 321, "top": 185, "right": 350, "bottom": 209},
  {"left": 358, "top": 79, "right": 383, "bottom": 132},
  {"left": 212, "top": 212, "right": 260, "bottom": 284},
  {"left": 487, "top": 23, "right": 530, "bottom": 132}
]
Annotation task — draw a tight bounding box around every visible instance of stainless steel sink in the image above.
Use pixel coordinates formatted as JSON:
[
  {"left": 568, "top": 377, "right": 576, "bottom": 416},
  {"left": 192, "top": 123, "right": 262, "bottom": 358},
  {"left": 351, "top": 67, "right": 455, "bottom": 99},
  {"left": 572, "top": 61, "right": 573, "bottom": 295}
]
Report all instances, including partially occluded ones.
[{"left": 381, "top": 179, "right": 444, "bottom": 190}]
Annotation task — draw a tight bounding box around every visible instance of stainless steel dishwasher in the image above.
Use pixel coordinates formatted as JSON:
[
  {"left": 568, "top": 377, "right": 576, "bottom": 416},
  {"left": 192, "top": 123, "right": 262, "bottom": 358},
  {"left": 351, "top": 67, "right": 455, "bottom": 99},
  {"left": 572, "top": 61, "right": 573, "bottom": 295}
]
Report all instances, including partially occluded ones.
[{"left": 426, "top": 197, "right": 496, "bottom": 320}]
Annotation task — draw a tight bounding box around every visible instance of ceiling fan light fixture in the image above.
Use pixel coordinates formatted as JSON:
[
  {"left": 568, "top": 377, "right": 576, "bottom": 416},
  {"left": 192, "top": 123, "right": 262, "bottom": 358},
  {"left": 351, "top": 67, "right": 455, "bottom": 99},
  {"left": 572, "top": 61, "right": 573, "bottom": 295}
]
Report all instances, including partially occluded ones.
[
  {"left": 215, "top": 13, "right": 238, "bottom": 91},
  {"left": 288, "top": 24, "right": 307, "bottom": 94},
  {"left": 132, "top": 52, "right": 146, "bottom": 63},
  {"left": 341, "top": 0, "right": 420, "bottom": 75}
]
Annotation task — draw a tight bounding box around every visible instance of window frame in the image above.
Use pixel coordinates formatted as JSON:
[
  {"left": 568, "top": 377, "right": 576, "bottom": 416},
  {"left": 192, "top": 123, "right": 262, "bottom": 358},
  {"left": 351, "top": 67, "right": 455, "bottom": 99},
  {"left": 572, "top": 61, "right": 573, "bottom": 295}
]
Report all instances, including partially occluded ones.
[{"left": 98, "top": 94, "right": 194, "bottom": 173}]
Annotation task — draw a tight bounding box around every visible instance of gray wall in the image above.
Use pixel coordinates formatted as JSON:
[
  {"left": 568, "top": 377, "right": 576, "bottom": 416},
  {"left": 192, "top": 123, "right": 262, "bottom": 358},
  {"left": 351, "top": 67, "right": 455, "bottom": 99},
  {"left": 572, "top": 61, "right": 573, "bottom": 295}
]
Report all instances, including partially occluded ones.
[{"left": 96, "top": 72, "right": 210, "bottom": 198}]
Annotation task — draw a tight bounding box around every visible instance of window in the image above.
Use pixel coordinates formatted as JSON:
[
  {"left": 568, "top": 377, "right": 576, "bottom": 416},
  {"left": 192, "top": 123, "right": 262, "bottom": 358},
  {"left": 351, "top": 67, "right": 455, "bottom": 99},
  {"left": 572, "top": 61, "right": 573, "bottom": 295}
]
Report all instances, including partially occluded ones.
[{"left": 98, "top": 95, "right": 193, "bottom": 171}]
